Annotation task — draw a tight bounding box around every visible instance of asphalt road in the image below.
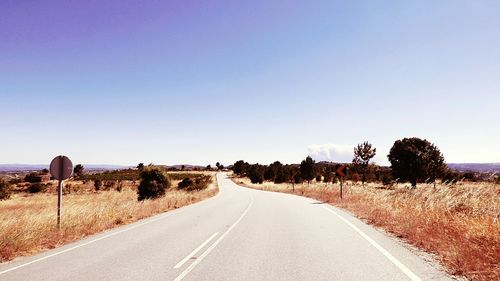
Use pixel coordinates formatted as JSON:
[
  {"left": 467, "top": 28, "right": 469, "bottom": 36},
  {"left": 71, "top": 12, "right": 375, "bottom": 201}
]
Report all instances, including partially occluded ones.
[{"left": 0, "top": 173, "right": 453, "bottom": 281}]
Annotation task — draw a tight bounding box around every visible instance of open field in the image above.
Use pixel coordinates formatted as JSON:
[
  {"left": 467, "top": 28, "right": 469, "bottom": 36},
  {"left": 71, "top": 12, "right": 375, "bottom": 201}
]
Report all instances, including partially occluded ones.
[
  {"left": 232, "top": 176, "right": 500, "bottom": 281},
  {"left": 0, "top": 172, "right": 218, "bottom": 262}
]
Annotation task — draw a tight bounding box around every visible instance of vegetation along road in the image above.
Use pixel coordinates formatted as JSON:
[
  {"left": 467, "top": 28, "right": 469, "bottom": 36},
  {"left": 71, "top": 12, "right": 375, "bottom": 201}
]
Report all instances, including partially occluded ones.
[{"left": 0, "top": 173, "right": 453, "bottom": 281}]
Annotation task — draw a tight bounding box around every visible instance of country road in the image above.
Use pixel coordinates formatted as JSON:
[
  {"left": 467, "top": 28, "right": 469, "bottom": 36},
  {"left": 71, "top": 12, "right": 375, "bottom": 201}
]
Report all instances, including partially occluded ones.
[{"left": 0, "top": 173, "right": 453, "bottom": 281}]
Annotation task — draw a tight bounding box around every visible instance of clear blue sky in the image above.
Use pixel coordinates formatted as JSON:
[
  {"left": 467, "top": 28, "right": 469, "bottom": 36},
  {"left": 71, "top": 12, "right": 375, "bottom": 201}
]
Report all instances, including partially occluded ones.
[{"left": 1, "top": 0, "right": 499, "bottom": 166}]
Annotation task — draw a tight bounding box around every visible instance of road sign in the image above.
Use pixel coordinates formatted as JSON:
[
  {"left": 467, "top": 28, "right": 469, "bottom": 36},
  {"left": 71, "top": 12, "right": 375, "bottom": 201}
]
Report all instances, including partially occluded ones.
[
  {"left": 336, "top": 165, "right": 348, "bottom": 200},
  {"left": 50, "top": 156, "right": 73, "bottom": 180},
  {"left": 49, "top": 155, "right": 73, "bottom": 227},
  {"left": 336, "top": 165, "right": 348, "bottom": 178}
]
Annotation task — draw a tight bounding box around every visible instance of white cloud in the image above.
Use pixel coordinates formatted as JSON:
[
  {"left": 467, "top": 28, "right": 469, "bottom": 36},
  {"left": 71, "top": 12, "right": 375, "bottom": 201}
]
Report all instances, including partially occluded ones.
[
  {"left": 307, "top": 143, "right": 390, "bottom": 165},
  {"left": 307, "top": 144, "right": 353, "bottom": 163}
]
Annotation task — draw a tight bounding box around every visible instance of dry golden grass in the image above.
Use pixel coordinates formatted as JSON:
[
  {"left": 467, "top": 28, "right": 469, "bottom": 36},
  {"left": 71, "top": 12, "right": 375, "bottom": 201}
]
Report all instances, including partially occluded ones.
[
  {"left": 0, "top": 174, "right": 218, "bottom": 262},
  {"left": 234, "top": 177, "right": 499, "bottom": 281}
]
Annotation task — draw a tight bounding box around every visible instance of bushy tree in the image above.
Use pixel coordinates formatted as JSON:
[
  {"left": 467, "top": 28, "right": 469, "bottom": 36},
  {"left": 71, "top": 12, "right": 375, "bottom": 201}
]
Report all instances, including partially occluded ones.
[
  {"left": 192, "top": 175, "right": 212, "bottom": 190},
  {"left": 352, "top": 142, "right": 376, "bottom": 186},
  {"left": 263, "top": 161, "right": 283, "bottom": 182},
  {"left": 233, "top": 160, "right": 249, "bottom": 176},
  {"left": 0, "top": 180, "right": 11, "bottom": 200},
  {"left": 388, "top": 137, "right": 446, "bottom": 188},
  {"left": 300, "top": 156, "right": 316, "bottom": 185},
  {"left": 248, "top": 164, "right": 265, "bottom": 184},
  {"left": 24, "top": 172, "right": 41, "bottom": 183},
  {"left": 273, "top": 164, "right": 293, "bottom": 184},
  {"left": 137, "top": 163, "right": 145, "bottom": 171},
  {"left": 178, "top": 177, "right": 194, "bottom": 189},
  {"left": 137, "top": 168, "right": 171, "bottom": 200},
  {"left": 94, "top": 179, "right": 102, "bottom": 191},
  {"left": 323, "top": 166, "right": 333, "bottom": 183},
  {"left": 73, "top": 164, "right": 84, "bottom": 177},
  {"left": 28, "top": 183, "right": 45, "bottom": 193}
]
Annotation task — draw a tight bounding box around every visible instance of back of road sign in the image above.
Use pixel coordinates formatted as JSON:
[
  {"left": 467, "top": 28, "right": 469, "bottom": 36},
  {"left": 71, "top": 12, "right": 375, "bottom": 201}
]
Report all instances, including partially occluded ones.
[{"left": 50, "top": 155, "right": 73, "bottom": 180}]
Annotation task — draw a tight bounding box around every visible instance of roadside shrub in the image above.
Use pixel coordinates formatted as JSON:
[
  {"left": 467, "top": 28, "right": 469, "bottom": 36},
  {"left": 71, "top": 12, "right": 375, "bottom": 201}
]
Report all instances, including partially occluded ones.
[
  {"left": 192, "top": 175, "right": 211, "bottom": 190},
  {"left": 382, "top": 174, "right": 393, "bottom": 186},
  {"left": 9, "top": 178, "right": 22, "bottom": 185},
  {"left": 28, "top": 183, "right": 46, "bottom": 193},
  {"left": 94, "top": 179, "right": 102, "bottom": 191},
  {"left": 24, "top": 172, "right": 41, "bottom": 183},
  {"left": 178, "top": 178, "right": 194, "bottom": 189},
  {"left": 0, "top": 180, "right": 11, "bottom": 200},
  {"left": 315, "top": 175, "right": 322, "bottom": 182},
  {"left": 104, "top": 180, "right": 115, "bottom": 190},
  {"left": 178, "top": 175, "right": 211, "bottom": 191},
  {"left": 323, "top": 172, "right": 332, "bottom": 183},
  {"left": 137, "top": 168, "right": 171, "bottom": 201}
]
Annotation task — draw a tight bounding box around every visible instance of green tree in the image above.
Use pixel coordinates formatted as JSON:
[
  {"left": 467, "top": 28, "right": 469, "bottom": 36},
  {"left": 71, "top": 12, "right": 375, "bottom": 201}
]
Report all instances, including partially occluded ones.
[
  {"left": 248, "top": 164, "right": 265, "bottom": 184},
  {"left": 28, "top": 183, "right": 45, "bottom": 193},
  {"left": 388, "top": 137, "right": 446, "bottom": 188},
  {"left": 352, "top": 141, "right": 376, "bottom": 186},
  {"left": 94, "top": 179, "right": 102, "bottom": 191},
  {"left": 137, "top": 163, "right": 145, "bottom": 171},
  {"left": 178, "top": 178, "right": 194, "bottom": 189},
  {"left": 300, "top": 156, "right": 316, "bottom": 185},
  {"left": 24, "top": 172, "right": 40, "bottom": 183},
  {"left": 73, "top": 164, "right": 84, "bottom": 177},
  {"left": 323, "top": 166, "right": 334, "bottom": 184},
  {"left": 276, "top": 163, "right": 295, "bottom": 184},
  {"left": 233, "top": 160, "right": 249, "bottom": 176},
  {"left": 264, "top": 161, "right": 283, "bottom": 182},
  {"left": 137, "top": 168, "right": 171, "bottom": 201}
]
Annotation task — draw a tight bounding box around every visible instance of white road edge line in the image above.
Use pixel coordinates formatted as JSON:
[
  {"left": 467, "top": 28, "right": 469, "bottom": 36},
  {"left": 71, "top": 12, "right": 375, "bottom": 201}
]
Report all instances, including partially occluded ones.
[
  {"left": 173, "top": 197, "right": 254, "bottom": 281},
  {"left": 319, "top": 205, "right": 422, "bottom": 281},
  {"left": 0, "top": 212, "right": 176, "bottom": 276},
  {"left": 174, "top": 232, "right": 219, "bottom": 269},
  {"left": 0, "top": 175, "right": 225, "bottom": 276}
]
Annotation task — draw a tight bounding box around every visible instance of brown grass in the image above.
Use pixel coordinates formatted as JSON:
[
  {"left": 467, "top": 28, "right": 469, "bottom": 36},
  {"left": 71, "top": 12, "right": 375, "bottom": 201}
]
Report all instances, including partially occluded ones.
[
  {"left": 0, "top": 174, "right": 218, "bottom": 262},
  {"left": 234, "top": 177, "right": 499, "bottom": 281}
]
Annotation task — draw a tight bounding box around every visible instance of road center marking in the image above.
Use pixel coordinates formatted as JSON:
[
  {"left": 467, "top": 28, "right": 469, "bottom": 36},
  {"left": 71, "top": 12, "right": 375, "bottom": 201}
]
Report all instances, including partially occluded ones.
[
  {"left": 319, "top": 205, "right": 422, "bottom": 281},
  {"left": 173, "top": 196, "right": 253, "bottom": 281},
  {"left": 174, "top": 232, "right": 219, "bottom": 269}
]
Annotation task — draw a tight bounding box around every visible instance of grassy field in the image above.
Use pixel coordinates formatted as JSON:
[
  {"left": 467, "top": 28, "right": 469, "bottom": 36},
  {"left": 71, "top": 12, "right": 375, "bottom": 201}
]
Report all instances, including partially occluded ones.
[
  {"left": 0, "top": 172, "right": 218, "bottom": 262},
  {"left": 233, "top": 176, "right": 499, "bottom": 281}
]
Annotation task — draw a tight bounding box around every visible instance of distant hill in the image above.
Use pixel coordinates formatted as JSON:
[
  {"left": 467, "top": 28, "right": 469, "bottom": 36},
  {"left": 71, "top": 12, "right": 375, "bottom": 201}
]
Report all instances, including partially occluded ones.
[
  {"left": 448, "top": 163, "right": 500, "bottom": 173},
  {"left": 167, "top": 164, "right": 206, "bottom": 170},
  {"left": 0, "top": 164, "right": 129, "bottom": 172}
]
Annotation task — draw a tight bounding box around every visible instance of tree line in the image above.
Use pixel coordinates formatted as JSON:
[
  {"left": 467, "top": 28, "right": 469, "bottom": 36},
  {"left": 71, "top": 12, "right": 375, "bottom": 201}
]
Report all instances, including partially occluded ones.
[{"left": 231, "top": 137, "right": 478, "bottom": 188}]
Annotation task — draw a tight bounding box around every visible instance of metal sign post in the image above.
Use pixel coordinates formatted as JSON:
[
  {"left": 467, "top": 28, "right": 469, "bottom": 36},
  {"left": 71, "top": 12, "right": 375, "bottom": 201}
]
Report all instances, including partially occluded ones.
[
  {"left": 49, "top": 155, "right": 73, "bottom": 228},
  {"left": 336, "top": 165, "right": 348, "bottom": 200}
]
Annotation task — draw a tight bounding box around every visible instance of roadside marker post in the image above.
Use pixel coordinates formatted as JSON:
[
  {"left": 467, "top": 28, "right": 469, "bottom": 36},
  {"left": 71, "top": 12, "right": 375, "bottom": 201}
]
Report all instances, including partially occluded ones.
[
  {"left": 336, "top": 165, "right": 348, "bottom": 200},
  {"left": 49, "top": 156, "right": 73, "bottom": 227}
]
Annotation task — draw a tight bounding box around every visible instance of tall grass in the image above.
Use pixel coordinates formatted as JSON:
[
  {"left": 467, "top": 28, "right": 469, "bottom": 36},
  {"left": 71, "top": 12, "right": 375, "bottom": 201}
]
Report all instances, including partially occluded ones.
[
  {"left": 0, "top": 177, "right": 218, "bottom": 262},
  {"left": 235, "top": 177, "right": 499, "bottom": 281}
]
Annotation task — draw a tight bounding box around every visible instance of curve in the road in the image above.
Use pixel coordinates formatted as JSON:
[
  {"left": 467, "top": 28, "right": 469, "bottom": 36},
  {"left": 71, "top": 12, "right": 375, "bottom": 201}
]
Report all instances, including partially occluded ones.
[{"left": 0, "top": 173, "right": 453, "bottom": 281}]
